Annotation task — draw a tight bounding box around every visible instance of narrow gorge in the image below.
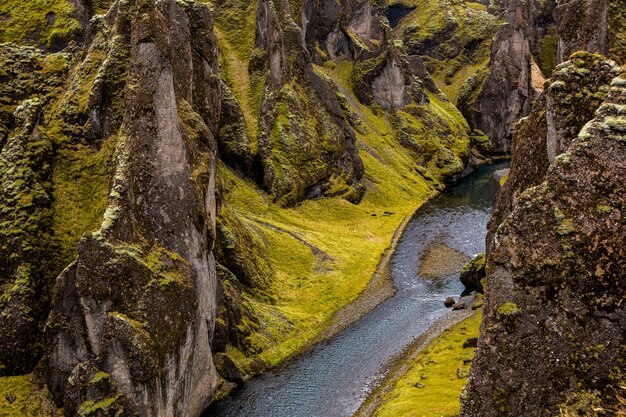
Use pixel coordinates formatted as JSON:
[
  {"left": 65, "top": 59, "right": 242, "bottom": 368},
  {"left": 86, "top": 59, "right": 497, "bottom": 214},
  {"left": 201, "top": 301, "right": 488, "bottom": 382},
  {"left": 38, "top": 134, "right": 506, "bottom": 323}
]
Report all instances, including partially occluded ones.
[{"left": 0, "top": 0, "right": 623, "bottom": 416}]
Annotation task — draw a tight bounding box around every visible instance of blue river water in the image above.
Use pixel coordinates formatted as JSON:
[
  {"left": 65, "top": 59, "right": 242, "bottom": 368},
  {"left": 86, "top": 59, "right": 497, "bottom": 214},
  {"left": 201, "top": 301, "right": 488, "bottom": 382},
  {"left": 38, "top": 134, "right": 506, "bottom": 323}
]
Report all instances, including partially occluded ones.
[{"left": 205, "top": 162, "right": 507, "bottom": 417}]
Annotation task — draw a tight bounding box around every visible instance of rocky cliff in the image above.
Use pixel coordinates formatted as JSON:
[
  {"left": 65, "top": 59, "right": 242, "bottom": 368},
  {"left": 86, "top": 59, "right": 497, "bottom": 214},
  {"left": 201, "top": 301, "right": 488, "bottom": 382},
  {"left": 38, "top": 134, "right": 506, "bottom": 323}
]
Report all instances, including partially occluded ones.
[
  {"left": 1, "top": 0, "right": 224, "bottom": 415},
  {"left": 462, "top": 52, "right": 626, "bottom": 416},
  {"left": 462, "top": 0, "right": 626, "bottom": 153},
  {"left": 7, "top": 0, "right": 624, "bottom": 414},
  {"left": 458, "top": 0, "right": 553, "bottom": 152},
  {"left": 1, "top": 0, "right": 478, "bottom": 412}
]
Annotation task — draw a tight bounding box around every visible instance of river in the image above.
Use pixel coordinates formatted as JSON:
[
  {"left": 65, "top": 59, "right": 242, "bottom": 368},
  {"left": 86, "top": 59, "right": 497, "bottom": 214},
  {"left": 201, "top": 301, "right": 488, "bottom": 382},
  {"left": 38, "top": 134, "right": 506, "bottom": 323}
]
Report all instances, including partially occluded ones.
[{"left": 205, "top": 161, "right": 507, "bottom": 417}]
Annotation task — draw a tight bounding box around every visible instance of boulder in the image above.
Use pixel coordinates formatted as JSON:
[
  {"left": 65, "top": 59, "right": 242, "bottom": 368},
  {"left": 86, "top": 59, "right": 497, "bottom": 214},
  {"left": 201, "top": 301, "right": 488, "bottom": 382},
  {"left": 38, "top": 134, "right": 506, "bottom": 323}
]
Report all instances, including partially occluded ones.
[{"left": 460, "top": 254, "right": 486, "bottom": 294}]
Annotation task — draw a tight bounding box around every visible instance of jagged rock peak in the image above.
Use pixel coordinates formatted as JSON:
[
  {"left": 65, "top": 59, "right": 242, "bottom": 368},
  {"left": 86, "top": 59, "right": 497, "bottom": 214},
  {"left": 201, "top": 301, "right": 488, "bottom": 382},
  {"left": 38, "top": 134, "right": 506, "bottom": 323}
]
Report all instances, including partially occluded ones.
[{"left": 45, "top": 0, "right": 222, "bottom": 415}]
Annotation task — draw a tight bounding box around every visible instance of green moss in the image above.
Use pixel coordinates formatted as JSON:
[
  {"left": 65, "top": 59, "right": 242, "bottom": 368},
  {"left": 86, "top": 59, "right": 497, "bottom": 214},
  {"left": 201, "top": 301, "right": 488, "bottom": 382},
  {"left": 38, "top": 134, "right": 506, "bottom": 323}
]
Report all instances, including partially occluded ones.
[
  {"left": 499, "top": 172, "right": 509, "bottom": 186},
  {"left": 497, "top": 302, "right": 521, "bottom": 316},
  {"left": 351, "top": 52, "right": 388, "bottom": 104},
  {"left": 89, "top": 371, "right": 111, "bottom": 384},
  {"left": 108, "top": 311, "right": 145, "bottom": 331},
  {"left": 213, "top": 0, "right": 263, "bottom": 146},
  {"left": 216, "top": 204, "right": 274, "bottom": 291},
  {"left": 262, "top": 81, "right": 360, "bottom": 206},
  {"left": 556, "top": 391, "right": 603, "bottom": 417},
  {"left": 0, "top": 0, "right": 82, "bottom": 48},
  {"left": 396, "top": 0, "right": 499, "bottom": 101},
  {"left": 49, "top": 135, "right": 118, "bottom": 267},
  {"left": 0, "top": 374, "right": 61, "bottom": 417},
  {"left": 534, "top": 28, "right": 559, "bottom": 77},
  {"left": 392, "top": 92, "right": 470, "bottom": 182},
  {"left": 372, "top": 312, "right": 483, "bottom": 417},
  {"left": 78, "top": 395, "right": 122, "bottom": 417},
  {"left": 457, "top": 66, "right": 488, "bottom": 113},
  {"left": 556, "top": 218, "right": 576, "bottom": 236},
  {"left": 609, "top": 0, "right": 626, "bottom": 64}
]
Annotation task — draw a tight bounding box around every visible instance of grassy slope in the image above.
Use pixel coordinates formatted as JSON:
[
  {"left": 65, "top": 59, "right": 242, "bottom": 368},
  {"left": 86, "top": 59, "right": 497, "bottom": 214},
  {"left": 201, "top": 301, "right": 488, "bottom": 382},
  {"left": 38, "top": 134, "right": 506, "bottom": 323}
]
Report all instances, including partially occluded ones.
[
  {"left": 373, "top": 311, "right": 482, "bottom": 417},
  {"left": 0, "top": 0, "right": 82, "bottom": 48},
  {"left": 393, "top": 0, "right": 497, "bottom": 103},
  {"left": 220, "top": 54, "right": 472, "bottom": 368},
  {"left": 213, "top": 0, "right": 263, "bottom": 148},
  {"left": 0, "top": 374, "right": 62, "bottom": 417},
  {"left": 211, "top": 0, "right": 447, "bottom": 368}
]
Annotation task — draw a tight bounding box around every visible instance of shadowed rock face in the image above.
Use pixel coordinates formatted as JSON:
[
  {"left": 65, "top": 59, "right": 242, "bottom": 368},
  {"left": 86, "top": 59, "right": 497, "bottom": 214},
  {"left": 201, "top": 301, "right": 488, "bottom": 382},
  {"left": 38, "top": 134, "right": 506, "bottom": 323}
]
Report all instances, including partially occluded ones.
[
  {"left": 462, "top": 58, "right": 626, "bottom": 416},
  {"left": 45, "top": 0, "right": 221, "bottom": 415},
  {"left": 461, "top": 0, "right": 626, "bottom": 153},
  {"left": 459, "top": 0, "right": 552, "bottom": 153},
  {"left": 486, "top": 53, "right": 619, "bottom": 254},
  {"left": 554, "top": 0, "right": 626, "bottom": 64}
]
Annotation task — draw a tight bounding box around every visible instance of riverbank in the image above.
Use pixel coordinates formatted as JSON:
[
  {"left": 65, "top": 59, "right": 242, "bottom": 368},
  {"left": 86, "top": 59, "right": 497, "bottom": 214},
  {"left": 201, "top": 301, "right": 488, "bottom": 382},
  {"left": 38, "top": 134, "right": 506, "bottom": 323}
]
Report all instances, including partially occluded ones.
[{"left": 356, "top": 304, "right": 482, "bottom": 417}]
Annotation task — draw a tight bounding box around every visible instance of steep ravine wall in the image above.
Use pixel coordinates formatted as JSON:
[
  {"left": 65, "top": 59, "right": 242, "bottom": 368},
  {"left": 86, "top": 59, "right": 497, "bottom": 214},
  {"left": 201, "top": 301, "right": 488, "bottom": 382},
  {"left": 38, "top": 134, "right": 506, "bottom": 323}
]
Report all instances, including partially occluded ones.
[
  {"left": 0, "top": 0, "right": 479, "bottom": 414},
  {"left": 45, "top": 0, "right": 223, "bottom": 415},
  {"left": 462, "top": 54, "right": 626, "bottom": 416}
]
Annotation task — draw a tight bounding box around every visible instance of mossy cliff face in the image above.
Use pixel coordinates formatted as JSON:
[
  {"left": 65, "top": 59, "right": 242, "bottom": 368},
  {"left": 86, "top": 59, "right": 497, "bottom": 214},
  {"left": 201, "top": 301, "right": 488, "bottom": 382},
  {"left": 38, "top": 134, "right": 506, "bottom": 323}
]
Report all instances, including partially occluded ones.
[
  {"left": 487, "top": 53, "right": 619, "bottom": 253},
  {"left": 253, "top": 0, "right": 365, "bottom": 206},
  {"left": 393, "top": 0, "right": 499, "bottom": 104},
  {"left": 554, "top": 0, "right": 626, "bottom": 65},
  {"left": 462, "top": 64, "right": 626, "bottom": 416},
  {"left": 0, "top": 46, "right": 71, "bottom": 375},
  {"left": 45, "top": 0, "right": 222, "bottom": 416}
]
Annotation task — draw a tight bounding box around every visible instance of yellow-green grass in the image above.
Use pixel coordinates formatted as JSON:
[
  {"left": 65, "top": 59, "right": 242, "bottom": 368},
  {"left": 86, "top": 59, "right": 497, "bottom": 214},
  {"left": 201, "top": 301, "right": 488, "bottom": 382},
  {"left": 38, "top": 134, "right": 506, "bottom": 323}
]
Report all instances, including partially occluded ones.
[
  {"left": 0, "top": 374, "right": 62, "bottom": 417},
  {"left": 49, "top": 134, "right": 119, "bottom": 268},
  {"left": 432, "top": 59, "right": 490, "bottom": 105},
  {"left": 0, "top": 0, "right": 82, "bottom": 48},
  {"left": 391, "top": 0, "right": 498, "bottom": 102},
  {"left": 373, "top": 311, "right": 482, "bottom": 417},
  {"left": 213, "top": 0, "right": 263, "bottom": 146},
  {"left": 220, "top": 59, "right": 472, "bottom": 369}
]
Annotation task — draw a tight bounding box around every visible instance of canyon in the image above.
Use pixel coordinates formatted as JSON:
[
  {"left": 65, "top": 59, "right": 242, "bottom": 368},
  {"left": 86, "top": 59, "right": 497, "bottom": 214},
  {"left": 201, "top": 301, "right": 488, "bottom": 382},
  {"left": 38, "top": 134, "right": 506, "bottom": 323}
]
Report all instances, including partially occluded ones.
[{"left": 0, "top": 0, "right": 623, "bottom": 416}]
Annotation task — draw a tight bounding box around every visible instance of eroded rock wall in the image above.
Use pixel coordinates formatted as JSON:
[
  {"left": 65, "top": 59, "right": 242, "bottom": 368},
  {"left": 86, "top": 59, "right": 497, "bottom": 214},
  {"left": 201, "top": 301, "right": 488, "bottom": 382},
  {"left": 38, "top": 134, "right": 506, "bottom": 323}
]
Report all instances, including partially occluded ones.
[
  {"left": 459, "top": 0, "right": 552, "bottom": 152},
  {"left": 44, "top": 0, "right": 222, "bottom": 415},
  {"left": 462, "top": 54, "right": 626, "bottom": 417}
]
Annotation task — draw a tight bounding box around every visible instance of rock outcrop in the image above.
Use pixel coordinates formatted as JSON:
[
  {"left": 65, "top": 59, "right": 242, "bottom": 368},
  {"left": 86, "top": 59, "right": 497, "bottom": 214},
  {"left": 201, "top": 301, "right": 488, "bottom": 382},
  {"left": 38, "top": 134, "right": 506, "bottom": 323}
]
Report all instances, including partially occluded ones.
[
  {"left": 458, "top": 0, "right": 553, "bottom": 152},
  {"left": 44, "top": 0, "right": 222, "bottom": 415},
  {"left": 462, "top": 55, "right": 626, "bottom": 416},
  {"left": 554, "top": 0, "right": 626, "bottom": 64},
  {"left": 487, "top": 53, "right": 619, "bottom": 252}
]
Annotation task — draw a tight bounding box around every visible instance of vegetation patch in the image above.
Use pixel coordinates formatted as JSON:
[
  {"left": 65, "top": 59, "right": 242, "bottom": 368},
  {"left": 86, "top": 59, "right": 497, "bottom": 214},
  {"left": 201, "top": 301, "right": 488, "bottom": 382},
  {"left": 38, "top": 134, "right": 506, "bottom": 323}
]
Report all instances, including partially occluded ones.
[
  {"left": 0, "top": 0, "right": 82, "bottom": 49},
  {"left": 218, "top": 59, "right": 448, "bottom": 367},
  {"left": 0, "top": 374, "right": 61, "bottom": 417},
  {"left": 372, "top": 311, "right": 483, "bottom": 417},
  {"left": 49, "top": 135, "right": 118, "bottom": 267}
]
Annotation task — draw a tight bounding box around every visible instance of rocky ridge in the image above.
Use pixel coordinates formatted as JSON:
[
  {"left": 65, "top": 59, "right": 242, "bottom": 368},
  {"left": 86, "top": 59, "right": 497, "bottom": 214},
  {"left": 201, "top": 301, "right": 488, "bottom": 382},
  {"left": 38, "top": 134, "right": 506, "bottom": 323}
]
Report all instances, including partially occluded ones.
[{"left": 462, "top": 53, "right": 626, "bottom": 416}]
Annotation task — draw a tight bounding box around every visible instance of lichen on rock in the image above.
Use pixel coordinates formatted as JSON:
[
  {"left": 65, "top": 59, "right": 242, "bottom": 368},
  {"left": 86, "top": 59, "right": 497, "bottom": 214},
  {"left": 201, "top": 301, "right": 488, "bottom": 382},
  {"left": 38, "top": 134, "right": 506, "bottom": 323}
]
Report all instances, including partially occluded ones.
[{"left": 462, "top": 67, "right": 626, "bottom": 416}]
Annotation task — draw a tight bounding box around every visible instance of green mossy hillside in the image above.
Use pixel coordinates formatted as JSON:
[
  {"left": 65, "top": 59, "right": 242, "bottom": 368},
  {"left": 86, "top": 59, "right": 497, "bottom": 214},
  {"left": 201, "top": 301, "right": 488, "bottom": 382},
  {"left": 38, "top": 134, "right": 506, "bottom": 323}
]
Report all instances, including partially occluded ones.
[
  {"left": 261, "top": 81, "right": 363, "bottom": 206},
  {"left": 394, "top": 0, "right": 500, "bottom": 102},
  {"left": 0, "top": 374, "right": 62, "bottom": 417},
  {"left": 216, "top": 57, "right": 472, "bottom": 370},
  {"left": 372, "top": 311, "right": 482, "bottom": 417},
  {"left": 0, "top": 0, "right": 82, "bottom": 49},
  {"left": 393, "top": 92, "right": 470, "bottom": 182}
]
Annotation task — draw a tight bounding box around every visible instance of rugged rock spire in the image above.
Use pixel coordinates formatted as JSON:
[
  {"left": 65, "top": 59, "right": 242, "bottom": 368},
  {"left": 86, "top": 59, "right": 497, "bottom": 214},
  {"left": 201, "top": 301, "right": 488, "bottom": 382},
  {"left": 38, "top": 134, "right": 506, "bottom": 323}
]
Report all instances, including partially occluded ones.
[{"left": 45, "top": 0, "right": 221, "bottom": 415}]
